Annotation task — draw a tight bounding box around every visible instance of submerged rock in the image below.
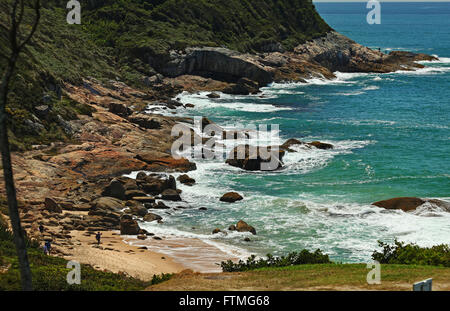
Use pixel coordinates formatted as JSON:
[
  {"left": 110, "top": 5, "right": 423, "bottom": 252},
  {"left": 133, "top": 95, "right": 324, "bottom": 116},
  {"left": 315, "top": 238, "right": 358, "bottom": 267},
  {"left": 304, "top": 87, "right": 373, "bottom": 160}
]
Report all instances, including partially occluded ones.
[
  {"left": 207, "top": 92, "right": 220, "bottom": 99},
  {"left": 307, "top": 141, "right": 334, "bottom": 150},
  {"left": 373, "top": 197, "right": 450, "bottom": 212}
]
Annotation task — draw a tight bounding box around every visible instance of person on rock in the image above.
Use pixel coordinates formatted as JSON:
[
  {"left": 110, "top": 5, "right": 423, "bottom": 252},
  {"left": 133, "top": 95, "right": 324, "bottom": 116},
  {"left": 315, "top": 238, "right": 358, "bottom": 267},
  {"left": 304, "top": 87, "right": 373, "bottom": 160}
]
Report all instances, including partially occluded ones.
[{"left": 38, "top": 224, "right": 44, "bottom": 234}]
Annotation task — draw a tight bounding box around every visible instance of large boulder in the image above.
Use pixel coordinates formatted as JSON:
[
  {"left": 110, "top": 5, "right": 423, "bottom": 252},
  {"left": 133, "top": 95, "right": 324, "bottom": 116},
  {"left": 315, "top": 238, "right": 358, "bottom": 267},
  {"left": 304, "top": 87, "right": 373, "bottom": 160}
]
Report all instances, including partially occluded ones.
[
  {"left": 161, "top": 189, "right": 182, "bottom": 202},
  {"left": 226, "top": 145, "right": 285, "bottom": 171},
  {"left": 177, "top": 174, "right": 196, "bottom": 186},
  {"left": 120, "top": 215, "right": 140, "bottom": 235},
  {"left": 88, "top": 197, "right": 124, "bottom": 229},
  {"left": 101, "top": 179, "right": 126, "bottom": 200},
  {"left": 143, "top": 213, "right": 163, "bottom": 222},
  {"left": 90, "top": 197, "right": 124, "bottom": 212},
  {"left": 125, "top": 190, "right": 148, "bottom": 200},
  {"left": 373, "top": 197, "right": 450, "bottom": 212},
  {"left": 220, "top": 192, "right": 243, "bottom": 203},
  {"left": 138, "top": 174, "right": 177, "bottom": 195},
  {"left": 126, "top": 202, "right": 148, "bottom": 217}
]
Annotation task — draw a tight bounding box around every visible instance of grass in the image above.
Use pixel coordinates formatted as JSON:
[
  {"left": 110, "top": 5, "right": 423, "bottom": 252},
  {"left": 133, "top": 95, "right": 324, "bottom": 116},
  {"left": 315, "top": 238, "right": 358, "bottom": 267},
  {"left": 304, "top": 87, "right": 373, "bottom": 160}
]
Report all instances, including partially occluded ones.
[{"left": 149, "top": 264, "right": 450, "bottom": 291}]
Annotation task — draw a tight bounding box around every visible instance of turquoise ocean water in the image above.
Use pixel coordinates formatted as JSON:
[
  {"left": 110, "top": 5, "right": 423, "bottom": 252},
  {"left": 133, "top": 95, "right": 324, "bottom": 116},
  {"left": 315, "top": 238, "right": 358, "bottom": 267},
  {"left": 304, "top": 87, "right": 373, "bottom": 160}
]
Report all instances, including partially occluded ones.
[{"left": 131, "top": 2, "right": 450, "bottom": 267}]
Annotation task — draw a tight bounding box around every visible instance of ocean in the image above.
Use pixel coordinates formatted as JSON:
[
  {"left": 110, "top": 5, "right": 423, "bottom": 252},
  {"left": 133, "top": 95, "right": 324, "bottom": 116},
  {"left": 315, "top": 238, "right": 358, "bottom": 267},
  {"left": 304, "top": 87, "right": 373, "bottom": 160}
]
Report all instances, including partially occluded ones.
[{"left": 128, "top": 2, "right": 450, "bottom": 270}]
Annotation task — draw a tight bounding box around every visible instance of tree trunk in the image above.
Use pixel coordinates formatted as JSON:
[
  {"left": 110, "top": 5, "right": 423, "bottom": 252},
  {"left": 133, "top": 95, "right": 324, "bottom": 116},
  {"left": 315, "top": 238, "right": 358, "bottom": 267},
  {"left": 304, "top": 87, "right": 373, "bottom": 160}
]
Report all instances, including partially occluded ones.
[{"left": 0, "top": 58, "right": 33, "bottom": 291}]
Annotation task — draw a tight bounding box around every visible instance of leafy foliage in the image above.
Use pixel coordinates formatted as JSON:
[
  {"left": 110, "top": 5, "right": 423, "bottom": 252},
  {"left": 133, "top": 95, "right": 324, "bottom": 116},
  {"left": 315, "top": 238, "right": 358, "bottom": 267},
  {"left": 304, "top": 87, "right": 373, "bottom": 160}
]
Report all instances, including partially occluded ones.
[
  {"left": 221, "top": 249, "right": 332, "bottom": 272},
  {"left": 372, "top": 240, "right": 450, "bottom": 267},
  {"left": 0, "top": 220, "right": 172, "bottom": 290},
  {"left": 82, "top": 0, "right": 331, "bottom": 57}
]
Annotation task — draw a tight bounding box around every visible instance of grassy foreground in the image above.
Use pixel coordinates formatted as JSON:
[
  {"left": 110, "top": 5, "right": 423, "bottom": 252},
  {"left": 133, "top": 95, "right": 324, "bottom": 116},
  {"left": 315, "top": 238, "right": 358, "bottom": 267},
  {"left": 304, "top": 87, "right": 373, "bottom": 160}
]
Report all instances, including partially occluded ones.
[{"left": 148, "top": 264, "right": 450, "bottom": 291}]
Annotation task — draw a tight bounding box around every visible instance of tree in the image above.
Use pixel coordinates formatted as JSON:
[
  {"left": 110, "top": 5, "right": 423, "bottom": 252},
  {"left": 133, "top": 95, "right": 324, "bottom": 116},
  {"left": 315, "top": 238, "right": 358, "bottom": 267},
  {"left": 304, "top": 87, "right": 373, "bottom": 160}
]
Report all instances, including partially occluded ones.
[{"left": 0, "top": 0, "right": 41, "bottom": 291}]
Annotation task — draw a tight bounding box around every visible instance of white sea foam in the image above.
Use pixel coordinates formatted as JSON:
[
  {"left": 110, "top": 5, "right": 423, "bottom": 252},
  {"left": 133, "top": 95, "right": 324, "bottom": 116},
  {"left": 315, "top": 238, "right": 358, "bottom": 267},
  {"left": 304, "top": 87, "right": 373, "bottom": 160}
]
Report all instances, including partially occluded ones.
[
  {"left": 393, "top": 66, "right": 450, "bottom": 76},
  {"left": 282, "top": 139, "right": 375, "bottom": 174},
  {"left": 362, "top": 85, "right": 380, "bottom": 91},
  {"left": 416, "top": 56, "right": 450, "bottom": 64},
  {"left": 177, "top": 91, "right": 293, "bottom": 113}
]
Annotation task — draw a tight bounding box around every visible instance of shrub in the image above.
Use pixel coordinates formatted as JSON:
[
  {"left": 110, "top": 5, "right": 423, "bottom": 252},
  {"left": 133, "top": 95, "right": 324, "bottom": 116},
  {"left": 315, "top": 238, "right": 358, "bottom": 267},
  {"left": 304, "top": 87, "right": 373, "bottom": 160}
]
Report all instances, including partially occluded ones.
[
  {"left": 372, "top": 240, "right": 450, "bottom": 267},
  {"left": 221, "top": 249, "right": 332, "bottom": 272}
]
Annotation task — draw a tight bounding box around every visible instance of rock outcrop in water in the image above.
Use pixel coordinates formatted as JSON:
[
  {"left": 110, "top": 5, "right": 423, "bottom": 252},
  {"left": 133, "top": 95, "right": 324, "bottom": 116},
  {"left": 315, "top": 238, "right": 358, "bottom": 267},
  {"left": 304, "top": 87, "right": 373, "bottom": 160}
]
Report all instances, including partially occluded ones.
[
  {"left": 226, "top": 145, "right": 285, "bottom": 171},
  {"left": 220, "top": 192, "right": 244, "bottom": 203},
  {"left": 372, "top": 197, "right": 450, "bottom": 212}
]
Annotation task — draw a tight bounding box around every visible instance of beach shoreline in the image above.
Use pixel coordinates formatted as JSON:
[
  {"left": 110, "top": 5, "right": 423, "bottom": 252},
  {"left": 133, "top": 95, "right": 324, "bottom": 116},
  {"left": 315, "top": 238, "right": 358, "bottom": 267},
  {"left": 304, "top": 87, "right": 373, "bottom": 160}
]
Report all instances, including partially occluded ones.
[{"left": 62, "top": 230, "right": 185, "bottom": 281}]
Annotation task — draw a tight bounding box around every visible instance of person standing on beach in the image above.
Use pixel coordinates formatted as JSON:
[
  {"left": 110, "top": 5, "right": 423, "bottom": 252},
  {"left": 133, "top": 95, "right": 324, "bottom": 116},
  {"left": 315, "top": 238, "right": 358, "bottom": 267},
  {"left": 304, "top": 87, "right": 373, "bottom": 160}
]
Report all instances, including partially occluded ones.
[
  {"left": 96, "top": 232, "right": 102, "bottom": 245},
  {"left": 45, "top": 240, "right": 52, "bottom": 255}
]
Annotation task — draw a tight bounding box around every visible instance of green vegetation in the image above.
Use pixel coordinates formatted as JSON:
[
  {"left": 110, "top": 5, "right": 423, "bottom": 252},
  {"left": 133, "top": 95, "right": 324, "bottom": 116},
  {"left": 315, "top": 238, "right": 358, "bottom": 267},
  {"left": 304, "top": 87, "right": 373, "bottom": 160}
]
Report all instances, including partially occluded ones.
[
  {"left": 0, "top": 219, "right": 172, "bottom": 290},
  {"left": 0, "top": 1, "right": 121, "bottom": 150},
  {"left": 150, "top": 263, "right": 450, "bottom": 291},
  {"left": 82, "top": 0, "right": 331, "bottom": 57},
  {"left": 221, "top": 249, "right": 332, "bottom": 272},
  {"left": 1, "top": 0, "right": 331, "bottom": 149},
  {"left": 372, "top": 240, "right": 450, "bottom": 267}
]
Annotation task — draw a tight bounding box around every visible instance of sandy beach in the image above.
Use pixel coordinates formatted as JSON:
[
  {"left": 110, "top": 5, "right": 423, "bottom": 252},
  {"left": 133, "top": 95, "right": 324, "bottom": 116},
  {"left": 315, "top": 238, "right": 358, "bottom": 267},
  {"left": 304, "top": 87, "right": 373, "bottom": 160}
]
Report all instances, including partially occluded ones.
[{"left": 63, "top": 230, "right": 185, "bottom": 281}]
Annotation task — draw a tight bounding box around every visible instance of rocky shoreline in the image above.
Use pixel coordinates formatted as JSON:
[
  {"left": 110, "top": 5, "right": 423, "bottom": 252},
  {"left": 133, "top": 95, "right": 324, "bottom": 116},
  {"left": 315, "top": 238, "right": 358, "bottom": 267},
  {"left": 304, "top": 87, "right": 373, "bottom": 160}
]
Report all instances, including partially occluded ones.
[{"left": 0, "top": 30, "right": 445, "bottom": 277}]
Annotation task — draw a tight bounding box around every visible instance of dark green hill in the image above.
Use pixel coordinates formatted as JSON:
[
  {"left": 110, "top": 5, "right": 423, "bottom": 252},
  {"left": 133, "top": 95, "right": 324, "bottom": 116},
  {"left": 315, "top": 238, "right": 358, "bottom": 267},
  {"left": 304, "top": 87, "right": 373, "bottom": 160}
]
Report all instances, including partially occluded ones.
[{"left": 81, "top": 0, "right": 331, "bottom": 57}]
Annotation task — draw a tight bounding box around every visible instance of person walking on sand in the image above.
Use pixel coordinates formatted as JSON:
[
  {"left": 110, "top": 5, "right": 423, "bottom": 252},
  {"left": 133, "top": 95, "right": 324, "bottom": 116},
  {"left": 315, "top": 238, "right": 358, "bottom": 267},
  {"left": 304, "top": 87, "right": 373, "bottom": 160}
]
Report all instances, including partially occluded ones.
[{"left": 96, "top": 232, "right": 102, "bottom": 245}]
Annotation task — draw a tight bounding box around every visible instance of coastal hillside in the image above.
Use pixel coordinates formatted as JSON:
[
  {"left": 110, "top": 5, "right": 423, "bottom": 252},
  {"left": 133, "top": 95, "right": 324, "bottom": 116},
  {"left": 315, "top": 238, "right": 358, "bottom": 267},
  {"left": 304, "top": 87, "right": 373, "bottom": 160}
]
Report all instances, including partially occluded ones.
[
  {"left": 1, "top": 0, "right": 330, "bottom": 149},
  {"left": 1, "top": 0, "right": 434, "bottom": 150}
]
